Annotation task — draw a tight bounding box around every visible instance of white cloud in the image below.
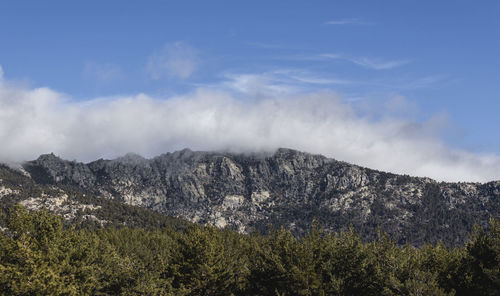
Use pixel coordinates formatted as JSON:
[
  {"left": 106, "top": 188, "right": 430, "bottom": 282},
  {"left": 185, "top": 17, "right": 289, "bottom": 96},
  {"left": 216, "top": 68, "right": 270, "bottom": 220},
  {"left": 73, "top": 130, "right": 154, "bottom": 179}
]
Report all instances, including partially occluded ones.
[
  {"left": 217, "top": 70, "right": 351, "bottom": 97},
  {"left": 317, "top": 53, "right": 343, "bottom": 60},
  {"left": 0, "top": 71, "right": 500, "bottom": 182},
  {"left": 320, "top": 54, "right": 411, "bottom": 70},
  {"left": 221, "top": 73, "right": 300, "bottom": 97},
  {"left": 383, "top": 95, "right": 419, "bottom": 117},
  {"left": 146, "top": 42, "right": 198, "bottom": 80},
  {"left": 398, "top": 75, "right": 447, "bottom": 89},
  {"left": 0, "top": 65, "right": 4, "bottom": 81},
  {"left": 349, "top": 57, "right": 411, "bottom": 70},
  {"left": 84, "top": 62, "right": 122, "bottom": 82},
  {"left": 272, "top": 69, "right": 352, "bottom": 85}
]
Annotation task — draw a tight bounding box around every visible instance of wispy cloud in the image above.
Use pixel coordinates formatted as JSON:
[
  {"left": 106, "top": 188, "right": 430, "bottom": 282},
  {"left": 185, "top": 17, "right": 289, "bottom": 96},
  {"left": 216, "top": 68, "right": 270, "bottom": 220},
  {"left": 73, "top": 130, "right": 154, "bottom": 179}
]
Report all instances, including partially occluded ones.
[
  {"left": 273, "top": 69, "right": 352, "bottom": 85},
  {"left": 221, "top": 73, "right": 300, "bottom": 97},
  {"left": 325, "top": 18, "right": 373, "bottom": 25},
  {"left": 398, "top": 75, "right": 448, "bottom": 89},
  {"left": 282, "top": 54, "right": 410, "bottom": 70},
  {"left": 349, "top": 57, "right": 411, "bottom": 70},
  {"left": 361, "top": 75, "right": 448, "bottom": 91},
  {"left": 317, "top": 53, "right": 343, "bottom": 60},
  {"left": 320, "top": 54, "right": 411, "bottom": 70},
  {"left": 218, "top": 70, "right": 352, "bottom": 97},
  {"left": 146, "top": 42, "right": 198, "bottom": 80},
  {"left": 286, "top": 75, "right": 350, "bottom": 85},
  {"left": 84, "top": 62, "right": 122, "bottom": 82}
]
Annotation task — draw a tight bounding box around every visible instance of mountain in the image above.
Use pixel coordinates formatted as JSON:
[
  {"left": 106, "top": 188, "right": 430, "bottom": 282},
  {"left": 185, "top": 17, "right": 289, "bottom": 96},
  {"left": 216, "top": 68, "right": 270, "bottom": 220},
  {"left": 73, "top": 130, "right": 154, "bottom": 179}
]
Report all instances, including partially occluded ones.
[{"left": 2, "top": 148, "right": 499, "bottom": 246}]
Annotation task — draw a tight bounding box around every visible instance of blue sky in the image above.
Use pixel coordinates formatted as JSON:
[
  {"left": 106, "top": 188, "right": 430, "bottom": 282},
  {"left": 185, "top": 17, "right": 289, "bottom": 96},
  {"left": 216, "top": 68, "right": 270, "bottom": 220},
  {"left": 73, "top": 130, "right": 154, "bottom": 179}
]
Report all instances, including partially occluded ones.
[{"left": 1, "top": 0, "right": 500, "bottom": 181}]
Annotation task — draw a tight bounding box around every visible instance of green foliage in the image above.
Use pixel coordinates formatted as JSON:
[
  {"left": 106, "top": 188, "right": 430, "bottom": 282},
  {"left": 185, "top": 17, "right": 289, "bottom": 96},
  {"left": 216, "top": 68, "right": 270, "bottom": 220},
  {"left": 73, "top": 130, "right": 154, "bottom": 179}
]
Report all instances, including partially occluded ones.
[
  {"left": 170, "top": 225, "right": 249, "bottom": 295},
  {"left": 1, "top": 206, "right": 499, "bottom": 295}
]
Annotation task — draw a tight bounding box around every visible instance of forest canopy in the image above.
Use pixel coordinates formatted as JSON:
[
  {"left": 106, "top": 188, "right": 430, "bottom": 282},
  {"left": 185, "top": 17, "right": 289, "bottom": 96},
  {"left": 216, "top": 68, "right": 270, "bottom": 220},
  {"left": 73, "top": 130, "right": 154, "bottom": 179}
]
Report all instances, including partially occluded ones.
[{"left": 0, "top": 205, "right": 499, "bottom": 296}]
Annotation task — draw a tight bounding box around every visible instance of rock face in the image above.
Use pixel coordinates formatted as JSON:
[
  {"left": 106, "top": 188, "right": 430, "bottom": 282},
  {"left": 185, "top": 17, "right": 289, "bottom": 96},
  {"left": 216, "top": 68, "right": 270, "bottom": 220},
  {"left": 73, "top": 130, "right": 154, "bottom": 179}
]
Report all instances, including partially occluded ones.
[{"left": 19, "top": 148, "right": 500, "bottom": 245}]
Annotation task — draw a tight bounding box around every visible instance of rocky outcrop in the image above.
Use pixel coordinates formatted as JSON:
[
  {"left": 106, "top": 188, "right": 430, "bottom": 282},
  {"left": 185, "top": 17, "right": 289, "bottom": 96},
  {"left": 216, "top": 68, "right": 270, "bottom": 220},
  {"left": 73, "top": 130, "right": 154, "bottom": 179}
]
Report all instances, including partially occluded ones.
[
  {"left": 19, "top": 148, "right": 500, "bottom": 245},
  {"left": 19, "top": 192, "right": 104, "bottom": 224}
]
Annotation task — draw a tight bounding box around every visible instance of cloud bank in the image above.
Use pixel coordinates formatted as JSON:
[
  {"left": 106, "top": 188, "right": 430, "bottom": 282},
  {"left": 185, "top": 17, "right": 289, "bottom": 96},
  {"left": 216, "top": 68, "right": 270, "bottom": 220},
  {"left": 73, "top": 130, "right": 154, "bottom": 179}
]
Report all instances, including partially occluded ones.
[{"left": 0, "top": 69, "right": 499, "bottom": 182}]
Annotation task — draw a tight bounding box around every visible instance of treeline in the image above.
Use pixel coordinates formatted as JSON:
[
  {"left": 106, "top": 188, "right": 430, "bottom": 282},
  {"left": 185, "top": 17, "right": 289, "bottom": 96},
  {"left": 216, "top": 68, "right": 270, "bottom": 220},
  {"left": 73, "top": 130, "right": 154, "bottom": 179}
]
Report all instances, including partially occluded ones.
[{"left": 0, "top": 206, "right": 499, "bottom": 295}]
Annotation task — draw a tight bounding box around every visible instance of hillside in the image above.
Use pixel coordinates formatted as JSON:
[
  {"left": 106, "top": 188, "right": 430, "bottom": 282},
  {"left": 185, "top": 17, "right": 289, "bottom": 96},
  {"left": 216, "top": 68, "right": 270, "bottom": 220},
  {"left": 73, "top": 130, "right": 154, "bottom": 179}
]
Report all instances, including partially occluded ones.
[{"left": 1, "top": 148, "right": 499, "bottom": 246}]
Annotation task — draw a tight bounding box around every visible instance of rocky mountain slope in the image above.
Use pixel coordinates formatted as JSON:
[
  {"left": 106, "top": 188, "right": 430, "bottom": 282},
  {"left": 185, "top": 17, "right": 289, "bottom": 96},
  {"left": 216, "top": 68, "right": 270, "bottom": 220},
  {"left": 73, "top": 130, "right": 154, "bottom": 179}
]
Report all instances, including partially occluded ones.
[{"left": 2, "top": 148, "right": 499, "bottom": 246}]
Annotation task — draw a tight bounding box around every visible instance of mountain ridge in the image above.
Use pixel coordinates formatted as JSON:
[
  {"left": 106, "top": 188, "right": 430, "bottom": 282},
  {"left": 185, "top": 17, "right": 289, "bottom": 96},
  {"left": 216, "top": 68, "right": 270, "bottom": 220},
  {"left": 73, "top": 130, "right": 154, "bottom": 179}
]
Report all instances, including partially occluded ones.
[
  {"left": 1, "top": 148, "right": 498, "bottom": 246},
  {"left": 25, "top": 148, "right": 499, "bottom": 185}
]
